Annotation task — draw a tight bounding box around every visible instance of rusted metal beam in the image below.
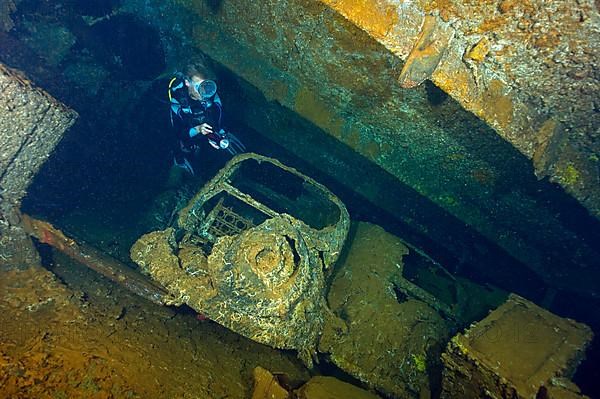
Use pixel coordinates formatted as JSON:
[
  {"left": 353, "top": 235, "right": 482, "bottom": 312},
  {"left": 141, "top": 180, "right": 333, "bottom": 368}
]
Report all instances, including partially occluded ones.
[{"left": 20, "top": 213, "right": 171, "bottom": 306}]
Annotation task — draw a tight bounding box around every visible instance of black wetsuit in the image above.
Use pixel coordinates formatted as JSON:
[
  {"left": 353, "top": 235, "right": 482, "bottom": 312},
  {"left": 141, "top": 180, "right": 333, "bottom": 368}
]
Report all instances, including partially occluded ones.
[{"left": 168, "top": 74, "right": 222, "bottom": 165}]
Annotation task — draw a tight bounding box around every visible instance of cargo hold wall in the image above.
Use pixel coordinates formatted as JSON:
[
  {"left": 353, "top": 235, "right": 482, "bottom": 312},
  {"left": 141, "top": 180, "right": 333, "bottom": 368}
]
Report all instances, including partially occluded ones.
[{"left": 0, "top": 63, "right": 77, "bottom": 269}]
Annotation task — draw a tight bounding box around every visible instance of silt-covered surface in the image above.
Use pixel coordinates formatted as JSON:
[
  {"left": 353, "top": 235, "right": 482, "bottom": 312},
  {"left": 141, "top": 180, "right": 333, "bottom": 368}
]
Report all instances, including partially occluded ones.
[
  {"left": 320, "top": 222, "right": 450, "bottom": 398},
  {"left": 0, "top": 257, "right": 309, "bottom": 398}
]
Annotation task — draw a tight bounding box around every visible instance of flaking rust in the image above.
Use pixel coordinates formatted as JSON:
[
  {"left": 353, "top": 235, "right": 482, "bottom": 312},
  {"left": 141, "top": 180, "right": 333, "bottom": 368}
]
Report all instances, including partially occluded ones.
[
  {"left": 131, "top": 153, "right": 350, "bottom": 366},
  {"left": 398, "top": 14, "right": 454, "bottom": 88}
]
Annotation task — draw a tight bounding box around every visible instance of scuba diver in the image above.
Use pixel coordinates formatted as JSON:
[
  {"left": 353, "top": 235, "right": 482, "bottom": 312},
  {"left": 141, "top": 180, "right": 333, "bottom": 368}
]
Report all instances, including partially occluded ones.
[{"left": 168, "top": 62, "right": 245, "bottom": 176}]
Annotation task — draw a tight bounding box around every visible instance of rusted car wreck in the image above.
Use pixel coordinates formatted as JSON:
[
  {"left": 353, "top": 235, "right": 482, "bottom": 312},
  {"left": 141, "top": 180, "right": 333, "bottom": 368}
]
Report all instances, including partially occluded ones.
[{"left": 130, "top": 153, "right": 350, "bottom": 365}]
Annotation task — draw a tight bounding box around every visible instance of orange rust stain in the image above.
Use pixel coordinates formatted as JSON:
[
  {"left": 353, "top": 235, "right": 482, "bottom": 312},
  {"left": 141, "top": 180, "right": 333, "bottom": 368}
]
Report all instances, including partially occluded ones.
[
  {"left": 431, "top": 65, "right": 473, "bottom": 106},
  {"left": 422, "top": 0, "right": 536, "bottom": 34},
  {"left": 319, "top": 0, "right": 398, "bottom": 40},
  {"left": 422, "top": 0, "right": 458, "bottom": 22},
  {"left": 465, "top": 37, "right": 491, "bottom": 62},
  {"left": 498, "top": 0, "right": 518, "bottom": 13},
  {"left": 433, "top": 69, "right": 514, "bottom": 131},
  {"left": 483, "top": 79, "right": 513, "bottom": 129},
  {"left": 41, "top": 230, "right": 53, "bottom": 245},
  {"left": 476, "top": 17, "right": 507, "bottom": 33},
  {"left": 533, "top": 28, "right": 561, "bottom": 49}
]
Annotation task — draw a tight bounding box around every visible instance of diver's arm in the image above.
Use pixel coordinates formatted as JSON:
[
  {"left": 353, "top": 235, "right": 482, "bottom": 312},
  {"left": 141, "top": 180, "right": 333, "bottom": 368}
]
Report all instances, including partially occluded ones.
[{"left": 189, "top": 101, "right": 218, "bottom": 137}]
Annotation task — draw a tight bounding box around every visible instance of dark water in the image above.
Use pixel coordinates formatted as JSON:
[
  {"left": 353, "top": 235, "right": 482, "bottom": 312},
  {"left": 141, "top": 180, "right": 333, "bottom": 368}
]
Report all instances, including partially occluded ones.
[{"left": 3, "top": 1, "right": 600, "bottom": 397}]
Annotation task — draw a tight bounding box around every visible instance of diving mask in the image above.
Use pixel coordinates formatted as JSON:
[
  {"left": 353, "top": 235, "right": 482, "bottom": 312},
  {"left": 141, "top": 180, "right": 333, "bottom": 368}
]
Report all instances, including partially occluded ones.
[{"left": 192, "top": 79, "right": 217, "bottom": 99}]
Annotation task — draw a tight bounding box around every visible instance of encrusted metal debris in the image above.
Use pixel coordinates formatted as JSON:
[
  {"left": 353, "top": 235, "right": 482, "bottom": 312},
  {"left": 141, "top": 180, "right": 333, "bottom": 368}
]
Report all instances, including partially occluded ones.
[
  {"left": 20, "top": 214, "right": 171, "bottom": 306},
  {"left": 319, "top": 222, "right": 450, "bottom": 398},
  {"left": 131, "top": 153, "right": 350, "bottom": 365},
  {"left": 441, "top": 294, "right": 593, "bottom": 399}
]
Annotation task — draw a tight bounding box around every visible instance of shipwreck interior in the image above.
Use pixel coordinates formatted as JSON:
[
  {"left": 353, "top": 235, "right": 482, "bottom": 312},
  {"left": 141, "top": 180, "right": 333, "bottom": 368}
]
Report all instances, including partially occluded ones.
[{"left": 1, "top": 0, "right": 600, "bottom": 398}]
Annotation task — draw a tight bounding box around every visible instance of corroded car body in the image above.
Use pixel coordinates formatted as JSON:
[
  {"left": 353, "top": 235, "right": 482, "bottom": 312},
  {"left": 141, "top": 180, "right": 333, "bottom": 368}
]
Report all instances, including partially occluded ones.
[{"left": 131, "top": 153, "right": 349, "bottom": 364}]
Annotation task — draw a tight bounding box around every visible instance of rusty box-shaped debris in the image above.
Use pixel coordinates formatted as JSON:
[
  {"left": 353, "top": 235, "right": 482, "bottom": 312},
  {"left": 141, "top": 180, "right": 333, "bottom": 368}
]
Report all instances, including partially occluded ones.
[
  {"left": 131, "top": 153, "right": 349, "bottom": 364},
  {"left": 440, "top": 294, "right": 593, "bottom": 398}
]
